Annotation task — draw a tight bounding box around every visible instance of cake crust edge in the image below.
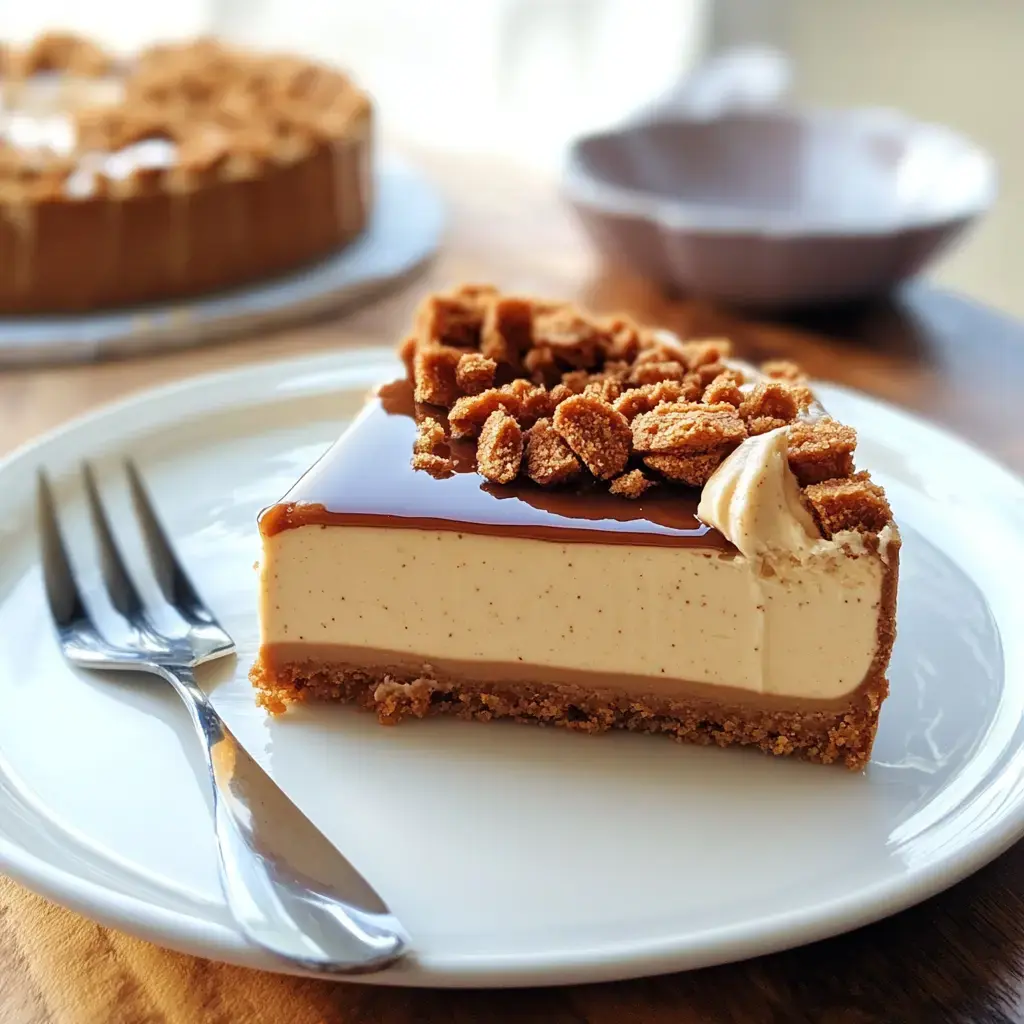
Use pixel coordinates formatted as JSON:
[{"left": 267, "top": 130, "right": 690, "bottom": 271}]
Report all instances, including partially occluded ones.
[{"left": 250, "top": 657, "right": 890, "bottom": 771}]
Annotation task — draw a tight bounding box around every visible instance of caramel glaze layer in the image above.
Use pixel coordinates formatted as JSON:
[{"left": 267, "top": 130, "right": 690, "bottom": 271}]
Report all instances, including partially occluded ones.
[
  {"left": 258, "top": 642, "right": 878, "bottom": 714},
  {"left": 259, "top": 379, "right": 733, "bottom": 551}
]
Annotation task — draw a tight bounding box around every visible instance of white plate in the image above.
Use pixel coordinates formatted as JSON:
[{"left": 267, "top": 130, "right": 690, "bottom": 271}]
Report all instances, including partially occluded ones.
[
  {"left": 1, "top": 349, "right": 1023, "bottom": 988},
  {"left": 0, "top": 156, "right": 443, "bottom": 366}
]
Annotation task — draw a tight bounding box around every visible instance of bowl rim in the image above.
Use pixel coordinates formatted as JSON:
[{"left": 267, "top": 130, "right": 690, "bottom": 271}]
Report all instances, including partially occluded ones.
[{"left": 562, "top": 104, "right": 998, "bottom": 239}]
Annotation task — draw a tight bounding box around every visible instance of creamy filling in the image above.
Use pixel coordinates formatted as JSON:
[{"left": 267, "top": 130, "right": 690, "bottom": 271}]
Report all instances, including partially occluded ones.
[
  {"left": 258, "top": 524, "right": 885, "bottom": 701},
  {"left": 698, "top": 426, "right": 821, "bottom": 561}
]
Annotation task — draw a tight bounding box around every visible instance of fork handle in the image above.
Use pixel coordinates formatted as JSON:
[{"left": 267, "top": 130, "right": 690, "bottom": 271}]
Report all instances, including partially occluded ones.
[{"left": 160, "top": 665, "right": 408, "bottom": 973}]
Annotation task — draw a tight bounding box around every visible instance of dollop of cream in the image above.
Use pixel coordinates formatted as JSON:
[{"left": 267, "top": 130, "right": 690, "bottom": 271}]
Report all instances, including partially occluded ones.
[{"left": 697, "top": 427, "right": 820, "bottom": 560}]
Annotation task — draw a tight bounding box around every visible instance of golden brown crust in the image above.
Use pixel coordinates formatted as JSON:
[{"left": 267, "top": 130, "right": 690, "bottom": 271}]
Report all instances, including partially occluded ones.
[
  {"left": 251, "top": 656, "right": 889, "bottom": 770},
  {"left": 400, "top": 285, "right": 895, "bottom": 537}
]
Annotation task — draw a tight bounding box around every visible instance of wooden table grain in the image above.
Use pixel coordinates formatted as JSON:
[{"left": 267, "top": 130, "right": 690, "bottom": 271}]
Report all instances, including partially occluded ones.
[{"left": 1, "top": 151, "right": 1022, "bottom": 1024}]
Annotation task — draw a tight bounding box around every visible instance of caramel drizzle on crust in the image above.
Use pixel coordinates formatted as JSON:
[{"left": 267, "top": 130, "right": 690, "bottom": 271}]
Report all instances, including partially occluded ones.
[
  {"left": 0, "top": 32, "right": 369, "bottom": 200},
  {"left": 403, "top": 284, "right": 893, "bottom": 538}
]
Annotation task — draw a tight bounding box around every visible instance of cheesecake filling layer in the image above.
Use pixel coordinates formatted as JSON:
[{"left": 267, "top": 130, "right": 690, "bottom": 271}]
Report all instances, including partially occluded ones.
[{"left": 258, "top": 522, "right": 885, "bottom": 701}]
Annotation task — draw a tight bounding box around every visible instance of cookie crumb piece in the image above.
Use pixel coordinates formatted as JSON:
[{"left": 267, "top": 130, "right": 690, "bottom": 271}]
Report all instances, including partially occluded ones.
[
  {"left": 477, "top": 410, "right": 523, "bottom": 484},
  {"left": 703, "top": 373, "right": 744, "bottom": 407},
  {"left": 525, "top": 418, "right": 581, "bottom": 486},
  {"left": 411, "top": 451, "right": 455, "bottom": 479},
  {"left": 631, "top": 402, "right": 747, "bottom": 455},
  {"left": 498, "top": 379, "right": 558, "bottom": 425},
  {"left": 762, "top": 359, "right": 807, "bottom": 383},
  {"left": 413, "top": 344, "right": 462, "bottom": 406},
  {"left": 803, "top": 472, "right": 891, "bottom": 537},
  {"left": 553, "top": 394, "right": 632, "bottom": 479},
  {"left": 411, "top": 417, "right": 454, "bottom": 478},
  {"left": 534, "top": 307, "right": 602, "bottom": 368},
  {"left": 560, "top": 369, "right": 591, "bottom": 394},
  {"left": 609, "top": 469, "right": 655, "bottom": 499},
  {"left": 690, "top": 361, "right": 731, "bottom": 388},
  {"left": 524, "top": 345, "right": 560, "bottom": 385},
  {"left": 23, "top": 31, "right": 110, "bottom": 75},
  {"left": 788, "top": 419, "right": 856, "bottom": 485},
  {"left": 629, "top": 360, "right": 687, "bottom": 386},
  {"left": 644, "top": 451, "right": 726, "bottom": 487},
  {"left": 481, "top": 296, "right": 534, "bottom": 366},
  {"left": 583, "top": 375, "right": 624, "bottom": 404},
  {"left": 747, "top": 415, "right": 793, "bottom": 436},
  {"left": 787, "top": 384, "right": 817, "bottom": 411},
  {"left": 547, "top": 383, "right": 576, "bottom": 408},
  {"left": 456, "top": 352, "right": 497, "bottom": 395},
  {"left": 398, "top": 334, "right": 417, "bottom": 374},
  {"left": 739, "top": 382, "right": 800, "bottom": 427},
  {"left": 448, "top": 388, "right": 520, "bottom": 438},
  {"left": 413, "top": 416, "right": 446, "bottom": 454},
  {"left": 680, "top": 338, "right": 733, "bottom": 369},
  {"left": 613, "top": 380, "right": 700, "bottom": 421},
  {"left": 416, "top": 287, "right": 493, "bottom": 348},
  {"left": 601, "top": 316, "right": 642, "bottom": 363}
]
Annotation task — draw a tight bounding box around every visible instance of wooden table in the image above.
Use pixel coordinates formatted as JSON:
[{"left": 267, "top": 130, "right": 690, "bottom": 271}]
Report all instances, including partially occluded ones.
[{"left": 1, "top": 152, "right": 1022, "bottom": 1024}]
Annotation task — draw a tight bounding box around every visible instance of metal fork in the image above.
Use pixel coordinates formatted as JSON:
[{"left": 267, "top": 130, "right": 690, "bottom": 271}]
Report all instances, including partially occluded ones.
[{"left": 37, "top": 462, "right": 408, "bottom": 975}]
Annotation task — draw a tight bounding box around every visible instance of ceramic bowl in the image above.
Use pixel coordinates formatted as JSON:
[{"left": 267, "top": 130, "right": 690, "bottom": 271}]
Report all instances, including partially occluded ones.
[{"left": 563, "top": 105, "right": 996, "bottom": 308}]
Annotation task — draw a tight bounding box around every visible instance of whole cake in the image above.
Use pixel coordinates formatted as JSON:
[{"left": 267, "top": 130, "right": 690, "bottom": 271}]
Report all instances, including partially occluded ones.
[
  {"left": 251, "top": 285, "right": 900, "bottom": 769},
  {"left": 0, "top": 32, "right": 371, "bottom": 313}
]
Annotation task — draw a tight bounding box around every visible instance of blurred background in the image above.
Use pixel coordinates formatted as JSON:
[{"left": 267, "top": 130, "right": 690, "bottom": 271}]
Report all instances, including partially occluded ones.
[{"left": 1, "top": 0, "right": 1018, "bottom": 315}]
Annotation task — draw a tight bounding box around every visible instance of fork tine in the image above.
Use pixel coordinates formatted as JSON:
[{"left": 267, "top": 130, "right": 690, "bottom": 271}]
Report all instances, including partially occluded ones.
[
  {"left": 81, "top": 462, "right": 146, "bottom": 622},
  {"left": 124, "top": 459, "right": 211, "bottom": 624},
  {"left": 37, "top": 471, "right": 93, "bottom": 630}
]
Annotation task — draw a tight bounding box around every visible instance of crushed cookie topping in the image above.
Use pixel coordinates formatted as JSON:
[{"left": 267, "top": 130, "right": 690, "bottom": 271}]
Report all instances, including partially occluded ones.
[
  {"left": 400, "top": 284, "right": 893, "bottom": 537},
  {"left": 609, "top": 469, "right": 656, "bottom": 499},
  {"left": 787, "top": 419, "right": 857, "bottom": 486},
  {"left": 0, "top": 33, "right": 368, "bottom": 201},
  {"left": 525, "top": 418, "right": 582, "bottom": 487},
  {"left": 803, "top": 472, "right": 892, "bottom": 538},
  {"left": 477, "top": 410, "right": 523, "bottom": 484}
]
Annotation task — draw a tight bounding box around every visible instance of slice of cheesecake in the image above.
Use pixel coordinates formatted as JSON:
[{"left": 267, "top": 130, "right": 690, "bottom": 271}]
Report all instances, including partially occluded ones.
[{"left": 251, "top": 286, "right": 899, "bottom": 769}]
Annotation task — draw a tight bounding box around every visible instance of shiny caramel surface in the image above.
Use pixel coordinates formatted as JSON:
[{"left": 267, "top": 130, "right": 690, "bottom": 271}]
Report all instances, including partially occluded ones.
[{"left": 260, "top": 379, "right": 730, "bottom": 549}]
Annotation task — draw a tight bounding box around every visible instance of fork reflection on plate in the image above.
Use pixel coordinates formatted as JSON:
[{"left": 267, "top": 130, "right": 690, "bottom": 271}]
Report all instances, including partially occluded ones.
[{"left": 36, "top": 461, "right": 408, "bottom": 975}]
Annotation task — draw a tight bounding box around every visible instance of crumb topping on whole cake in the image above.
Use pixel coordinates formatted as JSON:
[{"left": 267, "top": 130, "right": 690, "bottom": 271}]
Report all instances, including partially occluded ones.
[
  {"left": 403, "top": 284, "right": 892, "bottom": 540},
  {"left": 0, "top": 31, "right": 369, "bottom": 202}
]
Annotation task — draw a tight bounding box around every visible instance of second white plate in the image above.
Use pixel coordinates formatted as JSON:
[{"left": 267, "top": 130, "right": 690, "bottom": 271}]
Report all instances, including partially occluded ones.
[{"left": 0, "top": 349, "right": 1022, "bottom": 987}]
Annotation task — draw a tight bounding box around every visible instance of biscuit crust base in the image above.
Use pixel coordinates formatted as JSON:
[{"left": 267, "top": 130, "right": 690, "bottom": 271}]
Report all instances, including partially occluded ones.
[{"left": 250, "top": 657, "right": 889, "bottom": 770}]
